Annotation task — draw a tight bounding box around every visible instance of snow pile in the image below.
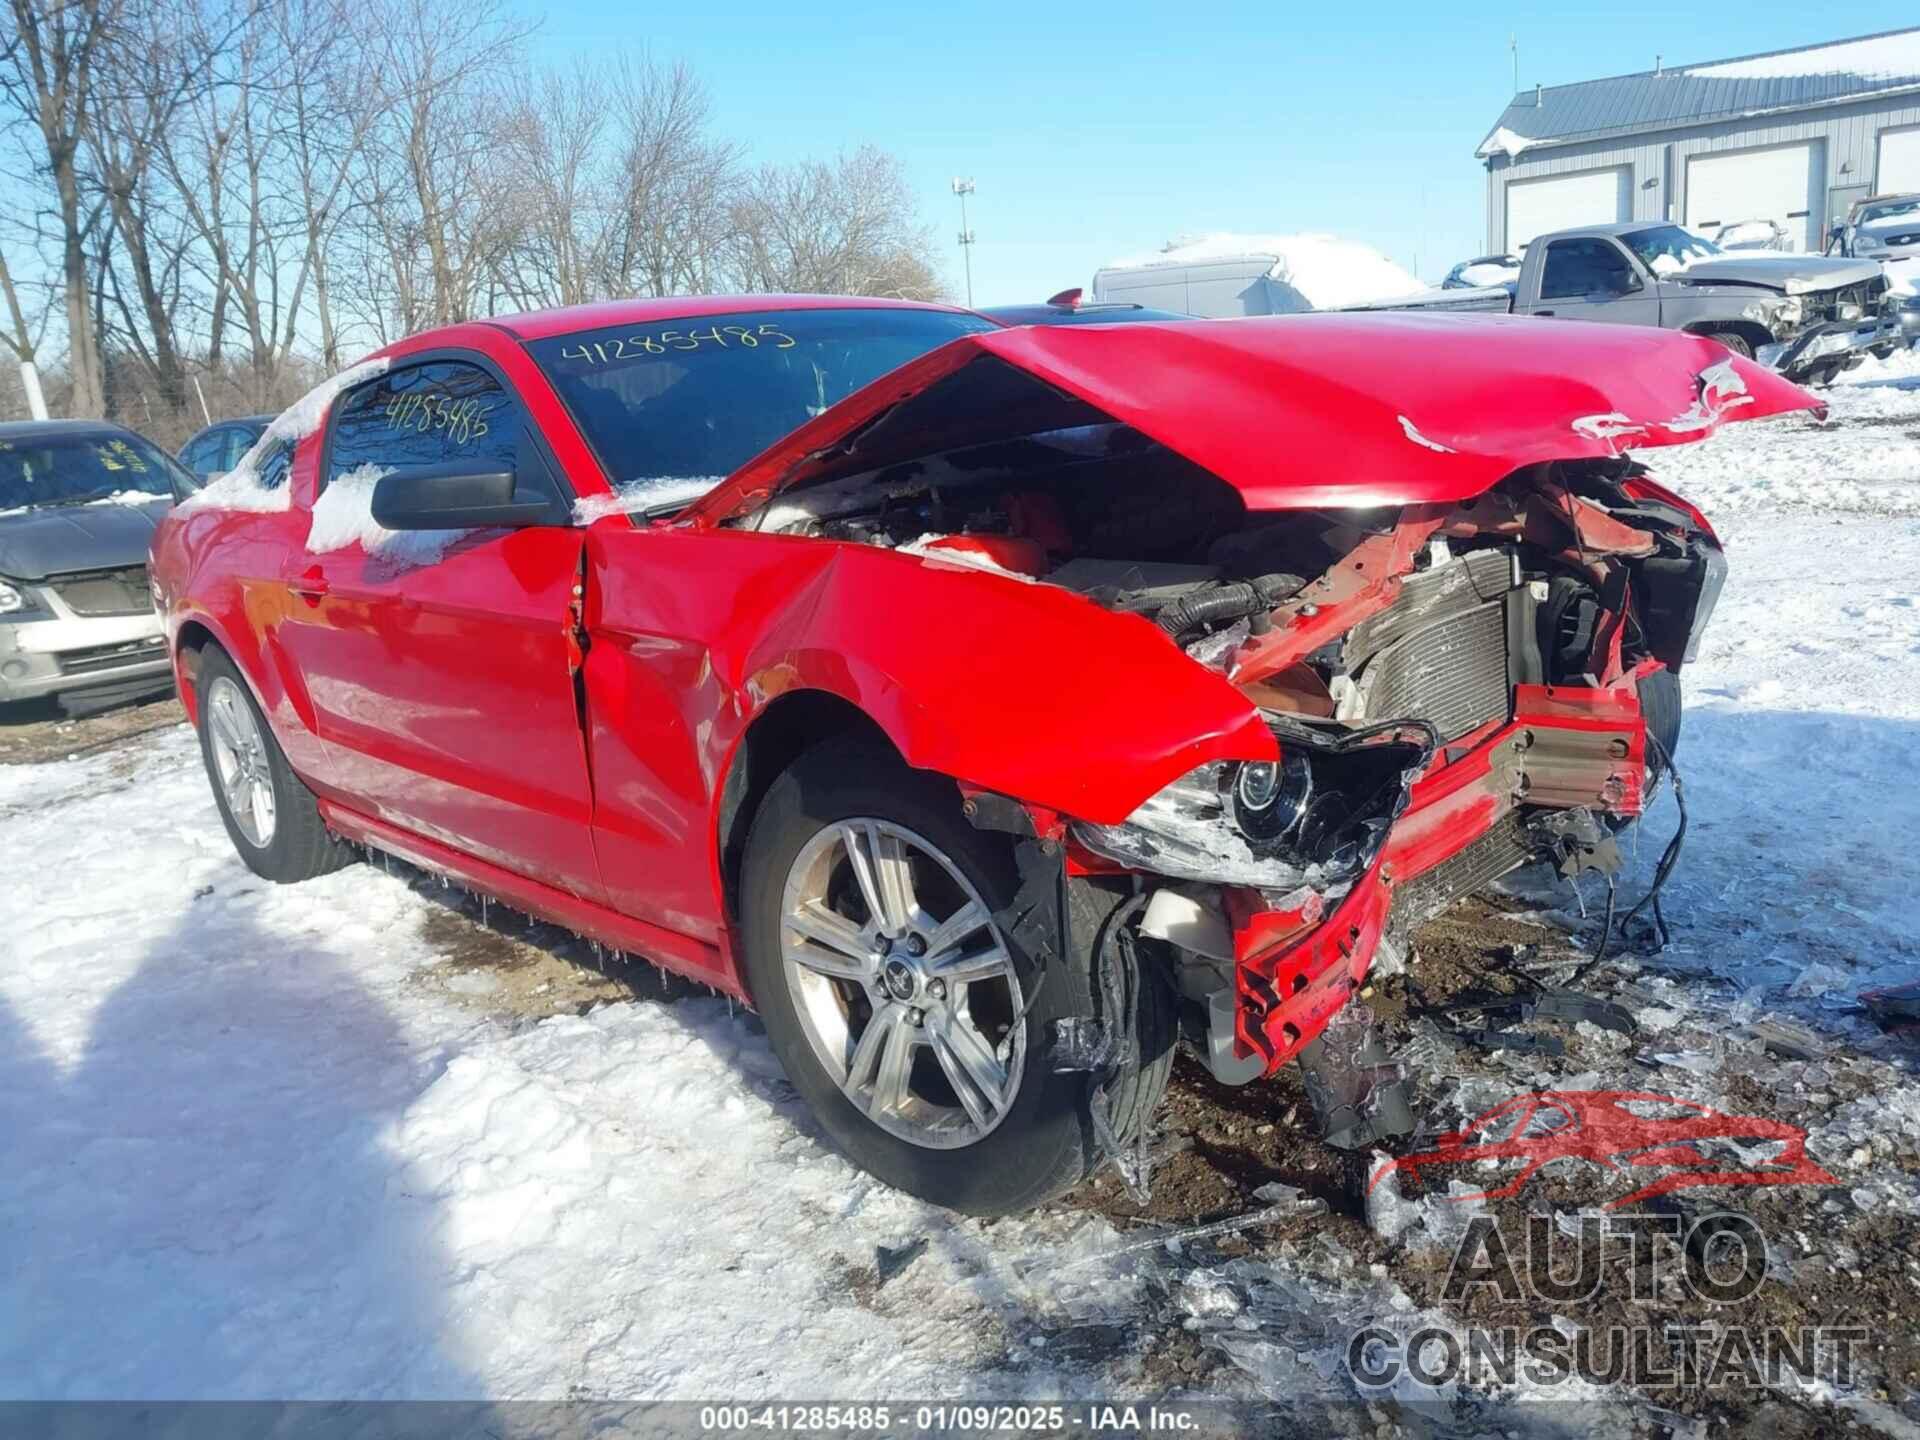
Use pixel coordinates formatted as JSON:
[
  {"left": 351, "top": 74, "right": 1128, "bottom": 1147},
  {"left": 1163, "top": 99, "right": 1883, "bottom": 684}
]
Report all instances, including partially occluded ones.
[
  {"left": 1687, "top": 29, "right": 1920, "bottom": 82},
  {"left": 1475, "top": 125, "right": 1536, "bottom": 159},
  {"left": 1104, "top": 232, "right": 1422, "bottom": 311},
  {"left": 177, "top": 357, "right": 389, "bottom": 515},
  {"left": 1453, "top": 259, "right": 1520, "bottom": 287},
  {"left": 307, "top": 462, "right": 467, "bottom": 569},
  {"left": 572, "top": 476, "right": 724, "bottom": 524},
  {"left": 1714, "top": 219, "right": 1785, "bottom": 250}
]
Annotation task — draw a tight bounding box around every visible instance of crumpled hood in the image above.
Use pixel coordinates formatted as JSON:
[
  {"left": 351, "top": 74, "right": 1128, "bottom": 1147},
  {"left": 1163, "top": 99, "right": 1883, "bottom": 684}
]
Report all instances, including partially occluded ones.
[
  {"left": 1664, "top": 253, "right": 1884, "bottom": 294},
  {"left": 684, "top": 312, "right": 1819, "bottom": 522},
  {"left": 0, "top": 498, "right": 172, "bottom": 581}
]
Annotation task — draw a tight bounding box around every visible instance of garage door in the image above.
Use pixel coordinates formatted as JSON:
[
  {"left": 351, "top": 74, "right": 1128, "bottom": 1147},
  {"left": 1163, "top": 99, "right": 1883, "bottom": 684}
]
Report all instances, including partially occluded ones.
[
  {"left": 1881, "top": 127, "right": 1920, "bottom": 195},
  {"left": 1686, "top": 143, "right": 1815, "bottom": 251},
  {"left": 1505, "top": 168, "right": 1630, "bottom": 250}
]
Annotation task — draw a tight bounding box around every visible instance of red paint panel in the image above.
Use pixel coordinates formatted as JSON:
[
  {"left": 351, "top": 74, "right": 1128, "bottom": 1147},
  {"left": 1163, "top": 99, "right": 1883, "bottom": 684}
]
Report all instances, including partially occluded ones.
[
  {"left": 272, "top": 526, "right": 602, "bottom": 899},
  {"left": 579, "top": 524, "right": 1279, "bottom": 968}
]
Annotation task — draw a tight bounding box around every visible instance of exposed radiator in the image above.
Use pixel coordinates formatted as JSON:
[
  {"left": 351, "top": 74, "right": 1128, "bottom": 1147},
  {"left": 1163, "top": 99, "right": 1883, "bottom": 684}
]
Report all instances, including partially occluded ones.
[
  {"left": 1341, "top": 549, "right": 1514, "bottom": 743},
  {"left": 1387, "top": 810, "right": 1534, "bottom": 941}
]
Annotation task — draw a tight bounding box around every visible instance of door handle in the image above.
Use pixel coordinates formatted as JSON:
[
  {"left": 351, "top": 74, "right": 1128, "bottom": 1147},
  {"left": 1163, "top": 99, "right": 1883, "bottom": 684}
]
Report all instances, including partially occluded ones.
[
  {"left": 291, "top": 567, "right": 330, "bottom": 604},
  {"left": 1536, "top": 310, "right": 1555, "bottom": 316}
]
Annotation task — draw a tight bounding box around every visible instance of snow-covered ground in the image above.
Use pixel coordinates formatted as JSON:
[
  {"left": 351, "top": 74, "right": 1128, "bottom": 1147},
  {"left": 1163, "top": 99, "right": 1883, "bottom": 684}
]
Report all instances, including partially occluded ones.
[{"left": 5, "top": 349, "right": 1920, "bottom": 1423}]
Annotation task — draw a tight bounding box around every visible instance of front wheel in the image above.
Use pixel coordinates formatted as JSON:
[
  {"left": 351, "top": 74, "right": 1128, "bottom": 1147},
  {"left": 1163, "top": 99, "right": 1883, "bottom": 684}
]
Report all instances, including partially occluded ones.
[
  {"left": 740, "top": 740, "right": 1172, "bottom": 1216},
  {"left": 1703, "top": 330, "right": 1754, "bottom": 359}
]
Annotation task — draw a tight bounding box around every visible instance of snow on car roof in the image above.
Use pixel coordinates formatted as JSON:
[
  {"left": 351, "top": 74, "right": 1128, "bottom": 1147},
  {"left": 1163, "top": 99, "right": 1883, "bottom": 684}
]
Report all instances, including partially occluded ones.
[{"left": 1099, "top": 232, "right": 1422, "bottom": 311}]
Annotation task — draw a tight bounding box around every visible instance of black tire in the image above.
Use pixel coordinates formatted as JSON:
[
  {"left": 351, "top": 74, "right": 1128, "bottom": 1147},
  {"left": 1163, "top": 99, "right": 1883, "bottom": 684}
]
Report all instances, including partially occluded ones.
[
  {"left": 740, "top": 739, "right": 1174, "bottom": 1216},
  {"left": 1639, "top": 666, "right": 1682, "bottom": 783},
  {"left": 194, "top": 645, "right": 354, "bottom": 883},
  {"left": 1703, "top": 330, "right": 1754, "bottom": 359}
]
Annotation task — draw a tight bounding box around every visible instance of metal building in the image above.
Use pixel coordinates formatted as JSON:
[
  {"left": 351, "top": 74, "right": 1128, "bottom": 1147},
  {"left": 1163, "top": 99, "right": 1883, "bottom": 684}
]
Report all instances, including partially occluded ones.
[{"left": 1479, "top": 28, "right": 1920, "bottom": 255}]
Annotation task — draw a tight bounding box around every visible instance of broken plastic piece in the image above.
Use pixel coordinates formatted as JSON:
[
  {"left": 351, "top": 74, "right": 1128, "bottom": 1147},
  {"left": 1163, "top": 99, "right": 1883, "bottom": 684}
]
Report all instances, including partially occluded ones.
[
  {"left": 1297, "top": 1012, "right": 1414, "bottom": 1151},
  {"left": 1860, "top": 980, "right": 1920, "bottom": 1029}
]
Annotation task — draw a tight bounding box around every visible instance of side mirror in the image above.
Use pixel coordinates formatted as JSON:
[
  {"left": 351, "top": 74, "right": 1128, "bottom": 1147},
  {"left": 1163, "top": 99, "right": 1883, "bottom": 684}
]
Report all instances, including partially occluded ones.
[
  {"left": 371, "top": 462, "right": 560, "bottom": 530},
  {"left": 1614, "top": 268, "right": 1644, "bottom": 294}
]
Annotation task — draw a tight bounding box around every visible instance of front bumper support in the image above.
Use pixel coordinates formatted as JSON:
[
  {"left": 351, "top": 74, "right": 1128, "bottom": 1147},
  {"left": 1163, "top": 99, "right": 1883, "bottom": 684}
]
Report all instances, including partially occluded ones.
[
  {"left": 1226, "top": 681, "right": 1649, "bottom": 1078},
  {"left": 1760, "top": 311, "right": 1908, "bottom": 379}
]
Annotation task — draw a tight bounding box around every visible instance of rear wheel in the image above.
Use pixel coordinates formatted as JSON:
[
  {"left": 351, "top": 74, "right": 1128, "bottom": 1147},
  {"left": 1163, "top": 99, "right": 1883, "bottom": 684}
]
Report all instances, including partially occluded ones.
[
  {"left": 740, "top": 739, "right": 1172, "bottom": 1215},
  {"left": 194, "top": 646, "right": 353, "bottom": 882}
]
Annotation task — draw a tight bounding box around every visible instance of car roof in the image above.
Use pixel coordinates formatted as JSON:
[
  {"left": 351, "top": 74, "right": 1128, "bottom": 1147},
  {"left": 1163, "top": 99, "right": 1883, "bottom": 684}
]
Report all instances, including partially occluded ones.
[
  {"left": 187, "top": 415, "right": 273, "bottom": 434},
  {"left": 1539, "top": 221, "right": 1666, "bottom": 241},
  {"left": 481, "top": 293, "right": 974, "bottom": 343},
  {"left": 0, "top": 418, "right": 145, "bottom": 442}
]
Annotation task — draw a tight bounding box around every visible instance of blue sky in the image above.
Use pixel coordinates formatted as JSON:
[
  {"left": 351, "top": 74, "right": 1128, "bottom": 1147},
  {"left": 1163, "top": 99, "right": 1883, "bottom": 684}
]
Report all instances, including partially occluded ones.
[{"left": 532, "top": 4, "right": 1896, "bottom": 304}]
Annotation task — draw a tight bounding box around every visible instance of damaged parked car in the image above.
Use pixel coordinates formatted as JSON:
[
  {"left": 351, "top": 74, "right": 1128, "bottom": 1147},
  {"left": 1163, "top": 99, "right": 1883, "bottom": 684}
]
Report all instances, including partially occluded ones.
[
  {"left": 149, "top": 300, "right": 1816, "bottom": 1215},
  {"left": 1, "top": 420, "right": 196, "bottom": 713}
]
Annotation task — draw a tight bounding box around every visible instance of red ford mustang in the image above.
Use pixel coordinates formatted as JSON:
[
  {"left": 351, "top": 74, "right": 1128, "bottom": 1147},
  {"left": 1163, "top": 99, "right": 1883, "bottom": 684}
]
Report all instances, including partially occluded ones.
[{"left": 148, "top": 295, "right": 1816, "bottom": 1215}]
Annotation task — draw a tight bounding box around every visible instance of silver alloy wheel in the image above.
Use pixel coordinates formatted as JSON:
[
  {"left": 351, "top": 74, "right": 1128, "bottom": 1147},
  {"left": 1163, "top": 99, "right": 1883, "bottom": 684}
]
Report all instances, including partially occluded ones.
[
  {"left": 780, "top": 818, "right": 1025, "bottom": 1150},
  {"left": 205, "top": 675, "right": 277, "bottom": 848}
]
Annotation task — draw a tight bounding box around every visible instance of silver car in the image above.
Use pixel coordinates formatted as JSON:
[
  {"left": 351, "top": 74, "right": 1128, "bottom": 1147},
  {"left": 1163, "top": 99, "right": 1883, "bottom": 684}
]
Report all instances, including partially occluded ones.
[
  {"left": 1835, "top": 193, "right": 1920, "bottom": 290},
  {"left": 0, "top": 421, "right": 197, "bottom": 712}
]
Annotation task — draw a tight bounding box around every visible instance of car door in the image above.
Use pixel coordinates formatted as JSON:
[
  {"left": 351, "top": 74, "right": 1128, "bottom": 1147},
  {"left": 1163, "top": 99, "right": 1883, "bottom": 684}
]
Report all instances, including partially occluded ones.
[
  {"left": 1534, "top": 238, "right": 1661, "bottom": 326},
  {"left": 273, "top": 354, "right": 604, "bottom": 900}
]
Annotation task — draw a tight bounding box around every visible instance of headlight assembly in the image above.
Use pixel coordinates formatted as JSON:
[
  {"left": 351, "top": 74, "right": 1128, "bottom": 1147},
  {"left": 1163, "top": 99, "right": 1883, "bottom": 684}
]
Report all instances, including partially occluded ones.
[
  {"left": 1771, "top": 296, "right": 1805, "bottom": 328},
  {"left": 0, "top": 578, "right": 31, "bottom": 616},
  {"left": 1072, "top": 724, "right": 1424, "bottom": 891},
  {"left": 1075, "top": 759, "right": 1318, "bottom": 888}
]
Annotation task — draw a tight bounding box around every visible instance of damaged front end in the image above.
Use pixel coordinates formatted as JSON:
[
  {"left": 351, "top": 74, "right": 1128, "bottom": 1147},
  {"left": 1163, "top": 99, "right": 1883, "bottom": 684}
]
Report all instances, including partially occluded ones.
[{"left": 692, "top": 315, "right": 1811, "bottom": 1159}]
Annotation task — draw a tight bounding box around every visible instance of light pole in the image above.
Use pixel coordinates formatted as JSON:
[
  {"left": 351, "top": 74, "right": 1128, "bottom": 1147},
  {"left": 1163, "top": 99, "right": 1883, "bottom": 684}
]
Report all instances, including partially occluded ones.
[{"left": 951, "top": 177, "right": 976, "bottom": 307}]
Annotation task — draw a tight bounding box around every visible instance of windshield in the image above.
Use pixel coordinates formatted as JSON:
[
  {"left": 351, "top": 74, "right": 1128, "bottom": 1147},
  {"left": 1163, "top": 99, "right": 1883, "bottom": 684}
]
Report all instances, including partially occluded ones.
[
  {"left": 1622, "top": 225, "right": 1722, "bottom": 275},
  {"left": 1861, "top": 198, "right": 1920, "bottom": 226},
  {"left": 526, "top": 307, "right": 996, "bottom": 511},
  {"left": 0, "top": 432, "right": 183, "bottom": 514}
]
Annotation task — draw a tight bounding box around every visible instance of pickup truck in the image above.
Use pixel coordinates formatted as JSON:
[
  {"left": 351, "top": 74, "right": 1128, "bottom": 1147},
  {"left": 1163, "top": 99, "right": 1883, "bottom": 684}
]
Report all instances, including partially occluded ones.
[{"left": 1355, "top": 221, "right": 1914, "bottom": 385}]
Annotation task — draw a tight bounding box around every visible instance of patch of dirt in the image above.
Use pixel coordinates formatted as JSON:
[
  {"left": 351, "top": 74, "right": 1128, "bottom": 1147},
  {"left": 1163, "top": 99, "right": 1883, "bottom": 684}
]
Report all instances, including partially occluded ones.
[
  {"left": 407, "top": 884, "right": 711, "bottom": 1020},
  {"left": 0, "top": 692, "right": 185, "bottom": 764}
]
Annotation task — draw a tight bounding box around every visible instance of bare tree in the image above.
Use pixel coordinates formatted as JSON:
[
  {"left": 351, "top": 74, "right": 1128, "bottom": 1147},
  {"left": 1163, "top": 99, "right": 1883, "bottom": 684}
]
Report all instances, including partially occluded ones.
[
  {"left": 1, "top": 0, "right": 124, "bottom": 415},
  {"left": 727, "top": 145, "right": 942, "bottom": 300},
  {"left": 0, "top": 237, "right": 50, "bottom": 365},
  {"left": 492, "top": 59, "right": 613, "bottom": 312},
  {"left": 334, "top": 0, "right": 528, "bottom": 340},
  {"left": 0, "top": 1, "right": 946, "bottom": 421},
  {"left": 601, "top": 55, "right": 736, "bottom": 298}
]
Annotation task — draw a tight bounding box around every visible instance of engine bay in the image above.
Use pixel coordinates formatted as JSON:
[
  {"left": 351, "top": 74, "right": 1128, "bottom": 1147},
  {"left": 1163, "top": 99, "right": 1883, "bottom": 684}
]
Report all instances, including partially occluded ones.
[{"left": 731, "top": 419, "right": 1721, "bottom": 723}]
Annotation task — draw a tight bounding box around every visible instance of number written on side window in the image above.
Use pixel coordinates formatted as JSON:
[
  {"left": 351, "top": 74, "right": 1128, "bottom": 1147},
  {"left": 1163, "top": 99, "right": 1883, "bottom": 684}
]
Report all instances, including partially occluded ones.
[{"left": 326, "top": 360, "right": 519, "bottom": 487}]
